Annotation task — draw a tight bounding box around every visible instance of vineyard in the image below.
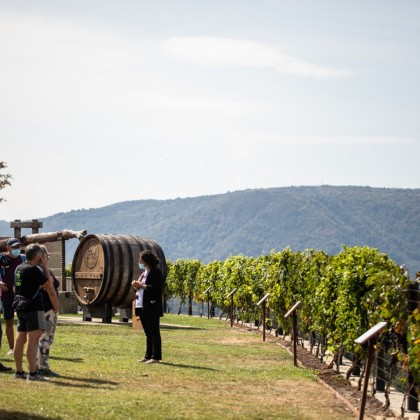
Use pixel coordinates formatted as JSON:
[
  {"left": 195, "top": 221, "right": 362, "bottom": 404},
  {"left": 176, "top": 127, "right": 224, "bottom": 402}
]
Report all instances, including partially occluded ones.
[{"left": 165, "top": 246, "right": 420, "bottom": 415}]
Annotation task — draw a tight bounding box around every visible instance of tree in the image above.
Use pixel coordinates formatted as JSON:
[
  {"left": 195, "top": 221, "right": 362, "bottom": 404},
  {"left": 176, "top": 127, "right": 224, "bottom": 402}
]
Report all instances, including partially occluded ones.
[{"left": 0, "top": 161, "right": 12, "bottom": 203}]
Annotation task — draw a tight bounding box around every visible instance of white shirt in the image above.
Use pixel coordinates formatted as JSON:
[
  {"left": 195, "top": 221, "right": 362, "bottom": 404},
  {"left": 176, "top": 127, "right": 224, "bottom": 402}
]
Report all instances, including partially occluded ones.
[{"left": 134, "top": 270, "right": 148, "bottom": 308}]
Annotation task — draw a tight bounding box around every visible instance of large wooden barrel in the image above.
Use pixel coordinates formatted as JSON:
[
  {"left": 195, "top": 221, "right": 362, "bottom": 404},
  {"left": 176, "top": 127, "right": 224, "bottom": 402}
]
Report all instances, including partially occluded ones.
[{"left": 72, "top": 234, "right": 167, "bottom": 308}]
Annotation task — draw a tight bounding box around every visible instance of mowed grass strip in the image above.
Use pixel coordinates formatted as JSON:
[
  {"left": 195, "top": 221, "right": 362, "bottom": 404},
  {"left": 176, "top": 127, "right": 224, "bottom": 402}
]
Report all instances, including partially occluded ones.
[{"left": 0, "top": 314, "right": 354, "bottom": 419}]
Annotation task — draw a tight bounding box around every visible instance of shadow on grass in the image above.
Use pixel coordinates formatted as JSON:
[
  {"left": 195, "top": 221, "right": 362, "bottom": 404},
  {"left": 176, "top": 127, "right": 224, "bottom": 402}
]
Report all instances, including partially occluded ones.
[
  {"left": 160, "top": 361, "right": 218, "bottom": 371},
  {"left": 0, "top": 409, "right": 61, "bottom": 419},
  {"left": 161, "top": 324, "right": 204, "bottom": 330},
  {"left": 0, "top": 371, "right": 119, "bottom": 388},
  {"left": 58, "top": 319, "right": 206, "bottom": 330},
  {"left": 49, "top": 356, "right": 84, "bottom": 363},
  {"left": 51, "top": 375, "right": 119, "bottom": 389},
  {"left": 58, "top": 319, "right": 133, "bottom": 327},
  {"left": 0, "top": 370, "right": 14, "bottom": 378}
]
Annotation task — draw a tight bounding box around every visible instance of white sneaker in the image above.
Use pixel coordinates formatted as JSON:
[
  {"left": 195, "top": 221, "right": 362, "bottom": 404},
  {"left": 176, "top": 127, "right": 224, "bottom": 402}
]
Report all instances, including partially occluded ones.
[{"left": 6, "top": 348, "right": 13, "bottom": 356}]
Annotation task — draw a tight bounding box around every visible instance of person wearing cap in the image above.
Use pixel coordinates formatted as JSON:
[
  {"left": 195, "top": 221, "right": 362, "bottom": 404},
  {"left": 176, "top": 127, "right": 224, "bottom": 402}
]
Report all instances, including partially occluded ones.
[{"left": 0, "top": 238, "right": 26, "bottom": 358}]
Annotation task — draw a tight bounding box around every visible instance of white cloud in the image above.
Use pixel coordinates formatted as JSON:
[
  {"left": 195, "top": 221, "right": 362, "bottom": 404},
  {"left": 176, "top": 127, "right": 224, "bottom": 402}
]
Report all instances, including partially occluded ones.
[{"left": 161, "top": 36, "right": 352, "bottom": 79}]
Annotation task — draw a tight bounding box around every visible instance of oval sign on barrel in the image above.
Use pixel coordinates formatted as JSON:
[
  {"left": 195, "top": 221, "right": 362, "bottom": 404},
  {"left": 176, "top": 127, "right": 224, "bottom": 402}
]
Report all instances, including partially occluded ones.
[{"left": 72, "top": 234, "right": 167, "bottom": 308}]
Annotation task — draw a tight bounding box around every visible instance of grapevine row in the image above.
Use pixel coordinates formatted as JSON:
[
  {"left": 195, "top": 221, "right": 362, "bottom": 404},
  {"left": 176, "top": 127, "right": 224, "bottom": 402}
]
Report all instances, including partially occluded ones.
[{"left": 165, "top": 246, "right": 420, "bottom": 383}]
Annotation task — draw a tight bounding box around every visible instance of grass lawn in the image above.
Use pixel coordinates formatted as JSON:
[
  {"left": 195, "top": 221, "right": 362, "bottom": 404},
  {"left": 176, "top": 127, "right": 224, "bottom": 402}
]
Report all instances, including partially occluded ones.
[{"left": 0, "top": 314, "right": 354, "bottom": 419}]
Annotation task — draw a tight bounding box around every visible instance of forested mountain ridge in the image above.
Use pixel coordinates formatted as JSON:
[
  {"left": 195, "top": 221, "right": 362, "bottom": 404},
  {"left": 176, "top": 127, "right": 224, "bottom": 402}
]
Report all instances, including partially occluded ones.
[{"left": 1, "top": 186, "right": 419, "bottom": 276}]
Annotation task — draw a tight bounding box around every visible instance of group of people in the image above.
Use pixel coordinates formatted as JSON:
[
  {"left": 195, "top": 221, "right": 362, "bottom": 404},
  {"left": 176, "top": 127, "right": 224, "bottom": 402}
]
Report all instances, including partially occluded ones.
[
  {"left": 0, "top": 238, "right": 60, "bottom": 381},
  {"left": 0, "top": 237, "right": 165, "bottom": 380}
]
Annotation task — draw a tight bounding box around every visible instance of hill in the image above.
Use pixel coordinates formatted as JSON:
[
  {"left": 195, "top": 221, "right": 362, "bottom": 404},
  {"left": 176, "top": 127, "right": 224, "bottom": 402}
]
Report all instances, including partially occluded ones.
[{"left": 1, "top": 186, "right": 419, "bottom": 276}]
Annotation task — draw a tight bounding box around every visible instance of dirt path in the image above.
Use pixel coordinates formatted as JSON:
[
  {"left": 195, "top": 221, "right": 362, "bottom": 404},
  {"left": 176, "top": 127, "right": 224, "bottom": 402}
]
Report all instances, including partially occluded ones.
[{"left": 273, "top": 336, "right": 396, "bottom": 419}]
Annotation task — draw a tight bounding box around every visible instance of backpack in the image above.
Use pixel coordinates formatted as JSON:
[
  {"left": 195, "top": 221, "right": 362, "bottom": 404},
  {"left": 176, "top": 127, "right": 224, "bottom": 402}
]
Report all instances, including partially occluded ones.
[{"left": 0, "top": 253, "right": 26, "bottom": 281}]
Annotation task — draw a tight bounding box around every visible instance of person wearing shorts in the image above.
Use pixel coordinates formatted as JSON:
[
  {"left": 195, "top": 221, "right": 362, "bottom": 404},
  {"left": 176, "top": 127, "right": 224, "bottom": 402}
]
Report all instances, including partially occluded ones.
[
  {"left": 0, "top": 237, "right": 26, "bottom": 356},
  {"left": 0, "top": 300, "right": 12, "bottom": 372},
  {"left": 13, "top": 243, "right": 53, "bottom": 381}
]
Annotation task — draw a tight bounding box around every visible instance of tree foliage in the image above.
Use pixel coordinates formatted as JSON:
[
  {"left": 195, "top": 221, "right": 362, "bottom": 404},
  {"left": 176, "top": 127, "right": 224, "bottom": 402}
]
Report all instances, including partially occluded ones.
[
  {"left": 0, "top": 161, "right": 12, "bottom": 203},
  {"left": 407, "top": 309, "right": 420, "bottom": 381}
]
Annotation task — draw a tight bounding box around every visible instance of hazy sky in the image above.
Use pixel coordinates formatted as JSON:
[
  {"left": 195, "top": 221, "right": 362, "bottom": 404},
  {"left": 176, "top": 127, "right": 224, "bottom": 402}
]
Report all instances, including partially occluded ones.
[{"left": 1, "top": 1, "right": 419, "bottom": 222}]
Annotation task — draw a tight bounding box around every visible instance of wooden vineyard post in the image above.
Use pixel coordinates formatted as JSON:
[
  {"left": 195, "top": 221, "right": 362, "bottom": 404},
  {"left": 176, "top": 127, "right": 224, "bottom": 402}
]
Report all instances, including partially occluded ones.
[
  {"left": 285, "top": 301, "right": 302, "bottom": 367},
  {"left": 257, "top": 293, "right": 270, "bottom": 342},
  {"left": 227, "top": 288, "right": 237, "bottom": 327},
  {"left": 354, "top": 321, "right": 387, "bottom": 420}
]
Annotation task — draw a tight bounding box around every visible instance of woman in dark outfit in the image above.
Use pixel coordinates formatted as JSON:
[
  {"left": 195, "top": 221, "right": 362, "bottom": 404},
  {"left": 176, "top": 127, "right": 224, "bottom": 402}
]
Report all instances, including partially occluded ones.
[{"left": 132, "top": 250, "right": 164, "bottom": 364}]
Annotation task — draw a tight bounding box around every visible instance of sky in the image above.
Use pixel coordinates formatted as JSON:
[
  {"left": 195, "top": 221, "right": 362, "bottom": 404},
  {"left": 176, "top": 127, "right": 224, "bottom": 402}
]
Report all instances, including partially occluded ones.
[{"left": 1, "top": 0, "right": 419, "bottom": 222}]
